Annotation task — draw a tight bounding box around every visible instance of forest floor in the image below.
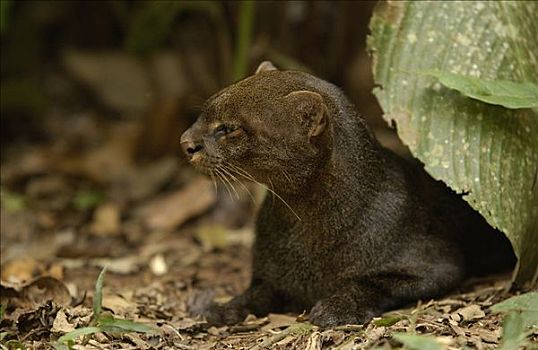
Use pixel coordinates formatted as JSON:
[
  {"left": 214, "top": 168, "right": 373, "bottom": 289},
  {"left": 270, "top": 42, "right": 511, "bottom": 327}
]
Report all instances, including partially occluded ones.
[{"left": 1, "top": 118, "right": 536, "bottom": 350}]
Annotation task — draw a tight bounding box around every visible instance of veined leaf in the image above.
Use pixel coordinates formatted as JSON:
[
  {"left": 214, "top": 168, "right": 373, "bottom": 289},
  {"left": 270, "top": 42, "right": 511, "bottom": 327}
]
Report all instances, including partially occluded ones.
[
  {"left": 491, "top": 292, "right": 538, "bottom": 330},
  {"left": 496, "top": 312, "right": 531, "bottom": 350},
  {"left": 368, "top": 1, "right": 538, "bottom": 284},
  {"left": 491, "top": 292, "right": 538, "bottom": 314},
  {"left": 416, "top": 70, "right": 538, "bottom": 109}
]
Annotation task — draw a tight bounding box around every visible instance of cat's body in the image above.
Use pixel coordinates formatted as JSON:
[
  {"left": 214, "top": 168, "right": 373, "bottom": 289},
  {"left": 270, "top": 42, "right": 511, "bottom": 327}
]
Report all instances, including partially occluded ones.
[{"left": 180, "top": 62, "right": 515, "bottom": 327}]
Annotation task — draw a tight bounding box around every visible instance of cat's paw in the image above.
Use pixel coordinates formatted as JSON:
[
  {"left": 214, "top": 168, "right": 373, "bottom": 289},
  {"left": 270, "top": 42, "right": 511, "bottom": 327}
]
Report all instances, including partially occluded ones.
[{"left": 308, "top": 298, "right": 375, "bottom": 328}]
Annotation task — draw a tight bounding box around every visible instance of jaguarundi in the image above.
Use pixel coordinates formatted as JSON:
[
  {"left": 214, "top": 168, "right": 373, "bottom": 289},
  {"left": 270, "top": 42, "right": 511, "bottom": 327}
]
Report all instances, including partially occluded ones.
[{"left": 180, "top": 61, "right": 516, "bottom": 327}]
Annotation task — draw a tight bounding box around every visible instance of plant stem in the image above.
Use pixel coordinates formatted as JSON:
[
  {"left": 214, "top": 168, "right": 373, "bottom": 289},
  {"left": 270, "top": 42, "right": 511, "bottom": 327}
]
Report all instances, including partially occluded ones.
[{"left": 232, "top": 1, "right": 255, "bottom": 81}]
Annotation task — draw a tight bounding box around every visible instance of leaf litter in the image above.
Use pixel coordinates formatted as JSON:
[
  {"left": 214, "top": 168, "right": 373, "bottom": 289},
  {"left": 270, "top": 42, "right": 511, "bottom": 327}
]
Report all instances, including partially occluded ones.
[{"left": 1, "top": 80, "right": 536, "bottom": 350}]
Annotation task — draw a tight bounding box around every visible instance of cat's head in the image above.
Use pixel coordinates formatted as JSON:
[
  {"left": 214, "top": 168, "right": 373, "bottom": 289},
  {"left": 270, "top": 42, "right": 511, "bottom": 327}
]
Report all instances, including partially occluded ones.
[{"left": 180, "top": 62, "right": 332, "bottom": 191}]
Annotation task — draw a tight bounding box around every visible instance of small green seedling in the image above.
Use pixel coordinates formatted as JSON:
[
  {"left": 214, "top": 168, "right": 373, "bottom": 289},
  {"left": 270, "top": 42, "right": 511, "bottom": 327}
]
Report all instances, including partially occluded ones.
[{"left": 53, "top": 267, "right": 155, "bottom": 350}]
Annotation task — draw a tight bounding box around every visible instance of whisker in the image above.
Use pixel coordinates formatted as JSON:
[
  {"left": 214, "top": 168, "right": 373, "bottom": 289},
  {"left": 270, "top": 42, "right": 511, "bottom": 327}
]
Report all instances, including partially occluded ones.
[
  {"left": 224, "top": 161, "right": 301, "bottom": 221},
  {"left": 281, "top": 169, "right": 293, "bottom": 184},
  {"left": 214, "top": 168, "right": 234, "bottom": 199},
  {"left": 216, "top": 166, "right": 240, "bottom": 199},
  {"left": 225, "top": 162, "right": 256, "bottom": 181},
  {"left": 209, "top": 170, "right": 218, "bottom": 195},
  {"left": 268, "top": 177, "right": 276, "bottom": 208},
  {"left": 220, "top": 164, "right": 257, "bottom": 205}
]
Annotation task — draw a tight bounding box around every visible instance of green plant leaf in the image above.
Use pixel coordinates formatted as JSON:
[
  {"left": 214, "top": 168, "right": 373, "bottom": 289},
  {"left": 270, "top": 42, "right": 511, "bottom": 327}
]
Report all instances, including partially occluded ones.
[
  {"left": 496, "top": 312, "right": 531, "bottom": 350},
  {"left": 491, "top": 292, "right": 538, "bottom": 313},
  {"left": 368, "top": 1, "right": 538, "bottom": 284},
  {"left": 55, "top": 327, "right": 102, "bottom": 348},
  {"left": 491, "top": 292, "right": 538, "bottom": 330},
  {"left": 416, "top": 70, "right": 538, "bottom": 109},
  {"left": 373, "top": 315, "right": 404, "bottom": 327},
  {"left": 91, "top": 267, "right": 107, "bottom": 324},
  {"left": 0, "top": 188, "right": 26, "bottom": 212},
  {"left": 393, "top": 333, "right": 445, "bottom": 350},
  {"left": 72, "top": 188, "right": 104, "bottom": 211},
  {"left": 3, "top": 340, "right": 26, "bottom": 350},
  {"left": 98, "top": 317, "right": 155, "bottom": 334}
]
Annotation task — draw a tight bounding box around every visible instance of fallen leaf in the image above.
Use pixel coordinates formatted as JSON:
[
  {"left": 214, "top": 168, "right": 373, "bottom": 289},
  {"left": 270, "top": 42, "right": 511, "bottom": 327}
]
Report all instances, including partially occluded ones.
[
  {"left": 122, "top": 333, "right": 151, "bottom": 349},
  {"left": 261, "top": 314, "right": 297, "bottom": 332},
  {"left": 137, "top": 177, "right": 216, "bottom": 231},
  {"left": 304, "top": 331, "right": 322, "bottom": 350},
  {"left": 1, "top": 257, "right": 41, "bottom": 283},
  {"left": 51, "top": 308, "right": 76, "bottom": 334},
  {"left": 1, "top": 276, "right": 72, "bottom": 318},
  {"left": 17, "top": 301, "right": 59, "bottom": 336},
  {"left": 90, "top": 203, "right": 121, "bottom": 236},
  {"left": 48, "top": 262, "right": 64, "bottom": 280},
  {"left": 453, "top": 304, "right": 485, "bottom": 322},
  {"left": 23, "top": 276, "right": 72, "bottom": 307},
  {"left": 477, "top": 329, "right": 499, "bottom": 343},
  {"left": 102, "top": 294, "right": 137, "bottom": 318}
]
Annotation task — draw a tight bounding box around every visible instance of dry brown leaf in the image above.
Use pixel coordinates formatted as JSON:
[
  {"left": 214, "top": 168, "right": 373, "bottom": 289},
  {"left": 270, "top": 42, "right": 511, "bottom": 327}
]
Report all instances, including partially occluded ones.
[
  {"left": 1, "top": 257, "right": 41, "bottom": 283},
  {"left": 273, "top": 334, "right": 298, "bottom": 347},
  {"left": 1, "top": 276, "right": 72, "bottom": 319},
  {"left": 476, "top": 329, "right": 498, "bottom": 343},
  {"left": 453, "top": 304, "right": 485, "bottom": 322},
  {"left": 51, "top": 308, "right": 76, "bottom": 334},
  {"left": 122, "top": 333, "right": 151, "bottom": 349},
  {"left": 261, "top": 314, "right": 297, "bottom": 332},
  {"left": 48, "top": 262, "right": 64, "bottom": 280},
  {"left": 304, "top": 331, "right": 322, "bottom": 350},
  {"left": 77, "top": 122, "right": 138, "bottom": 184},
  {"left": 102, "top": 294, "right": 137, "bottom": 318},
  {"left": 90, "top": 202, "right": 121, "bottom": 236},
  {"left": 137, "top": 177, "right": 216, "bottom": 231},
  {"left": 23, "top": 276, "right": 72, "bottom": 307},
  {"left": 16, "top": 301, "right": 60, "bottom": 336}
]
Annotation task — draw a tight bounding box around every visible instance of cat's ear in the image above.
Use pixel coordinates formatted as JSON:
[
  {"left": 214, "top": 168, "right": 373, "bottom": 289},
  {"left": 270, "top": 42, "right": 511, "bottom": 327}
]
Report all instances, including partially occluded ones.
[
  {"left": 255, "top": 61, "right": 278, "bottom": 74},
  {"left": 284, "top": 91, "right": 327, "bottom": 138}
]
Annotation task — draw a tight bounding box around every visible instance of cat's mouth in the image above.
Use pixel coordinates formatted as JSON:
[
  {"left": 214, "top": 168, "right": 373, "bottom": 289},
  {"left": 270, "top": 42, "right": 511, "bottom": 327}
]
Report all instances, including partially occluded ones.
[
  {"left": 189, "top": 153, "right": 260, "bottom": 186},
  {"left": 189, "top": 153, "right": 220, "bottom": 176}
]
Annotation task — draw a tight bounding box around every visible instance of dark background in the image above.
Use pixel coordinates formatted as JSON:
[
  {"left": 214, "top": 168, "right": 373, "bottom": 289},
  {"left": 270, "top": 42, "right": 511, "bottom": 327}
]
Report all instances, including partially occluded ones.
[{"left": 1, "top": 0, "right": 403, "bottom": 158}]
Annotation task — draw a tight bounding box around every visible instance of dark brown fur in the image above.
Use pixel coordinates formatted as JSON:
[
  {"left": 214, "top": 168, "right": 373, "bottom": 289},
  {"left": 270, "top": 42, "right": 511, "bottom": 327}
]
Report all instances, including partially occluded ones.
[{"left": 180, "top": 63, "right": 515, "bottom": 327}]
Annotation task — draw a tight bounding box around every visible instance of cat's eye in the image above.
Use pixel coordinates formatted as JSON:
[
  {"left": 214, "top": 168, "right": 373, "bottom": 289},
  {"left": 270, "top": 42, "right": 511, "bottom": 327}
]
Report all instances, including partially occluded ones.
[{"left": 214, "top": 124, "right": 238, "bottom": 138}]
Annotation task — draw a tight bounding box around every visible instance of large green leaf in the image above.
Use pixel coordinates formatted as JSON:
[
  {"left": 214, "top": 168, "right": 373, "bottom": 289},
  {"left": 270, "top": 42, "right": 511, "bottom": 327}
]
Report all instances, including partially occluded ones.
[
  {"left": 491, "top": 292, "right": 538, "bottom": 330},
  {"left": 417, "top": 70, "right": 538, "bottom": 109},
  {"left": 368, "top": 1, "right": 538, "bottom": 284}
]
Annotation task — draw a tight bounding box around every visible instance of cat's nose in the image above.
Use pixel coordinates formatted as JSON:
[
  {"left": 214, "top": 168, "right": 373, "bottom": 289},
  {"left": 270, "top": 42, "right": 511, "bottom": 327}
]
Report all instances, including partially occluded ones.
[
  {"left": 183, "top": 142, "right": 203, "bottom": 157},
  {"left": 180, "top": 130, "right": 204, "bottom": 158}
]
